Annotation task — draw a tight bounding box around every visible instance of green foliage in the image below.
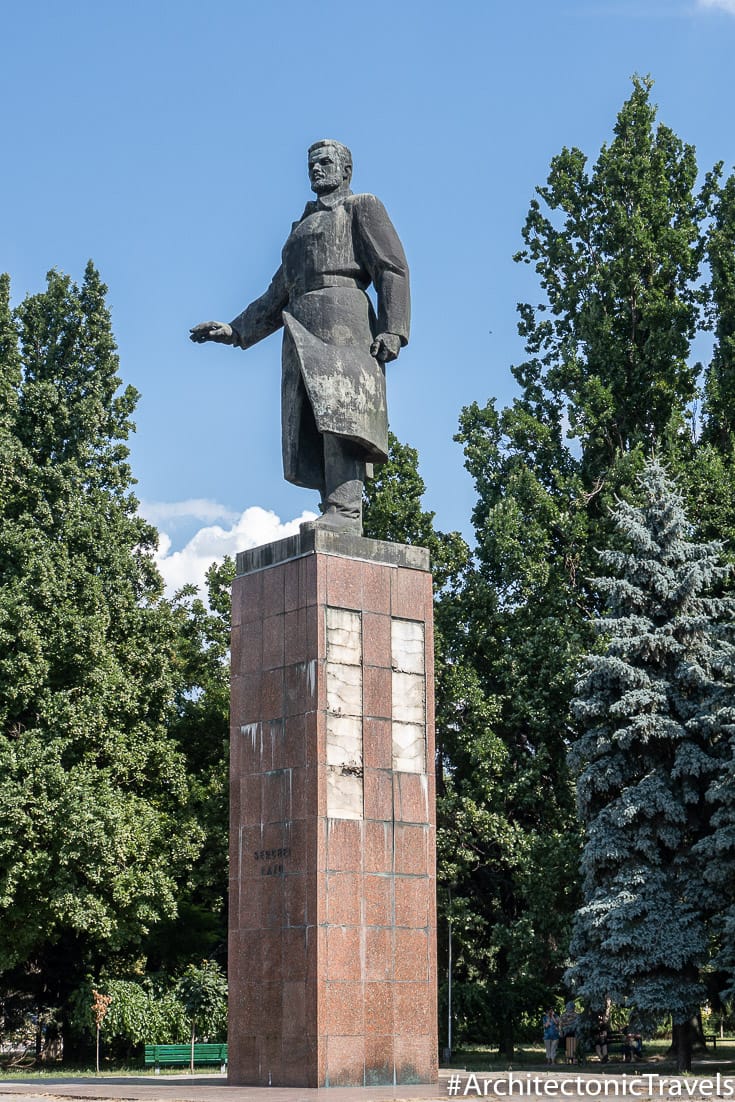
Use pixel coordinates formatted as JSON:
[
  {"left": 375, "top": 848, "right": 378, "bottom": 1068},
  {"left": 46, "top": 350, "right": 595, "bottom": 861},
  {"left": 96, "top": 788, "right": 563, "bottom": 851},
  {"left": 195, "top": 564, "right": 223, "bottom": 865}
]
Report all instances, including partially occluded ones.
[
  {"left": 177, "top": 960, "right": 228, "bottom": 1037},
  {"left": 567, "top": 460, "right": 735, "bottom": 1034},
  {"left": 0, "top": 266, "right": 203, "bottom": 1019}
]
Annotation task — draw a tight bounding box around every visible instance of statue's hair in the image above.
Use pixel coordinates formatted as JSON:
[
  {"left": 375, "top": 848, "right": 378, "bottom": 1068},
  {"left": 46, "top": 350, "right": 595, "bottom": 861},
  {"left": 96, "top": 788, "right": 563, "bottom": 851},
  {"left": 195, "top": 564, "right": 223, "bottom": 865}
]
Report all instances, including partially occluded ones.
[{"left": 308, "top": 139, "right": 353, "bottom": 183}]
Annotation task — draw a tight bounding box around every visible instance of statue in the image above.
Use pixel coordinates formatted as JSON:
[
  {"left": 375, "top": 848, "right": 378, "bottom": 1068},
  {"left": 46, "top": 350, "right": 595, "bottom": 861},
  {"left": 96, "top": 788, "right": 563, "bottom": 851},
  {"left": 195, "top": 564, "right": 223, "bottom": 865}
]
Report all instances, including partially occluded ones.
[{"left": 190, "top": 140, "right": 410, "bottom": 536}]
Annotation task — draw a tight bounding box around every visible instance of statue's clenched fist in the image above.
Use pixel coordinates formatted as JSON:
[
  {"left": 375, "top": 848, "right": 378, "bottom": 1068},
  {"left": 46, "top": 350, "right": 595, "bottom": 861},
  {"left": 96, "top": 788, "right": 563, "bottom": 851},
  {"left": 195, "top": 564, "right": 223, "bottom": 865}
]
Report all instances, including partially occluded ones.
[{"left": 189, "top": 321, "right": 234, "bottom": 345}]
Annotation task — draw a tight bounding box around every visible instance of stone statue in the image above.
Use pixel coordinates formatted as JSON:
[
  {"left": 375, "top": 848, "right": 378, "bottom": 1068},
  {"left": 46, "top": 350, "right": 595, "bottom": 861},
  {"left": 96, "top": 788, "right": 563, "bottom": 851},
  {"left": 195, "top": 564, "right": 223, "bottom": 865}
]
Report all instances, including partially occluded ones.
[{"left": 190, "top": 140, "right": 410, "bottom": 535}]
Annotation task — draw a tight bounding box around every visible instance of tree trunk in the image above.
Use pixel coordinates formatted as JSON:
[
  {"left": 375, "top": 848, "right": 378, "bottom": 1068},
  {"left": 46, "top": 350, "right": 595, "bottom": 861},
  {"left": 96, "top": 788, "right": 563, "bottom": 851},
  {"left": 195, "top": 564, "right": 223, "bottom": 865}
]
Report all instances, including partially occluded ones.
[
  {"left": 190, "top": 1020, "right": 195, "bottom": 1074},
  {"left": 672, "top": 1021, "right": 693, "bottom": 1073}
]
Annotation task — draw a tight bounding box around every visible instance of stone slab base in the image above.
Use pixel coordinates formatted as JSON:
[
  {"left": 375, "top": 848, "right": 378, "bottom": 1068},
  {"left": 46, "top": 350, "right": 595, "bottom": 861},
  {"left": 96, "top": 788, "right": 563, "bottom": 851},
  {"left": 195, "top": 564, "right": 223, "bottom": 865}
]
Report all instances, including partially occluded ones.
[{"left": 228, "top": 528, "right": 437, "bottom": 1086}]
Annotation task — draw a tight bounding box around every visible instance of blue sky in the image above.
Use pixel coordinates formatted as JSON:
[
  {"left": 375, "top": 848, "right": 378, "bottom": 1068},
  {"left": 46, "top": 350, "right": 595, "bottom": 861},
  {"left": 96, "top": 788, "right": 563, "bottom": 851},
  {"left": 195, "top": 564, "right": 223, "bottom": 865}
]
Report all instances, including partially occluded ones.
[{"left": 2, "top": 0, "right": 733, "bottom": 591}]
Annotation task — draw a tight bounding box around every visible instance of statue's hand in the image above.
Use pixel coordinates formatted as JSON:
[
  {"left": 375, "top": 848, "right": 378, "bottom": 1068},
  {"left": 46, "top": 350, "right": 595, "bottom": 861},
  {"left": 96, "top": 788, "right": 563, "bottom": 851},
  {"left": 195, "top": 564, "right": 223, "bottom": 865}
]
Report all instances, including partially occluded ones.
[
  {"left": 189, "top": 321, "right": 235, "bottom": 345},
  {"left": 370, "top": 332, "right": 402, "bottom": 363}
]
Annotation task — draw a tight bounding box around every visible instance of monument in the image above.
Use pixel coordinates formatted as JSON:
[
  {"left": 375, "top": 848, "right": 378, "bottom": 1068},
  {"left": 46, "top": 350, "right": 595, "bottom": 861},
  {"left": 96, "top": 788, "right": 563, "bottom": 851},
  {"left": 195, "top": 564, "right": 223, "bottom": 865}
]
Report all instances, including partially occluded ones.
[{"left": 192, "top": 141, "right": 437, "bottom": 1086}]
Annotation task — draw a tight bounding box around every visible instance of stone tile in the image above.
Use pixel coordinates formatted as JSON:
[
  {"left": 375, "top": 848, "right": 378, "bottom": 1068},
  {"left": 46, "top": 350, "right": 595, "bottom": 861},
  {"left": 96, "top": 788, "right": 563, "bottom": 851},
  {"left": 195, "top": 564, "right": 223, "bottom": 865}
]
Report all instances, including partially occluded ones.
[
  {"left": 263, "top": 564, "right": 285, "bottom": 616},
  {"left": 326, "top": 817, "right": 363, "bottom": 871},
  {"left": 363, "top": 665, "right": 392, "bottom": 720},
  {"left": 324, "top": 982, "right": 364, "bottom": 1037},
  {"left": 393, "top": 771, "right": 430, "bottom": 823},
  {"left": 326, "top": 662, "right": 362, "bottom": 716},
  {"left": 236, "top": 570, "right": 263, "bottom": 625},
  {"left": 326, "top": 556, "right": 363, "bottom": 610},
  {"left": 393, "top": 1034, "right": 437, "bottom": 1084},
  {"left": 391, "top": 567, "right": 430, "bottom": 621},
  {"left": 326, "top": 606, "right": 362, "bottom": 664},
  {"left": 261, "top": 668, "right": 285, "bottom": 722},
  {"left": 394, "top": 823, "right": 429, "bottom": 876},
  {"left": 364, "top": 925, "right": 393, "bottom": 981},
  {"left": 262, "top": 614, "right": 285, "bottom": 670},
  {"left": 283, "top": 872, "right": 308, "bottom": 928},
  {"left": 395, "top": 876, "right": 431, "bottom": 929},
  {"left": 391, "top": 617, "right": 425, "bottom": 674},
  {"left": 326, "top": 925, "right": 362, "bottom": 981},
  {"left": 286, "top": 767, "right": 310, "bottom": 821},
  {"left": 362, "top": 611, "right": 392, "bottom": 669},
  {"left": 392, "top": 722, "right": 426, "bottom": 774},
  {"left": 284, "top": 659, "right": 318, "bottom": 716},
  {"left": 235, "top": 617, "right": 264, "bottom": 674},
  {"left": 392, "top": 670, "right": 425, "bottom": 725},
  {"left": 284, "top": 713, "right": 307, "bottom": 768},
  {"left": 234, "top": 873, "right": 259, "bottom": 931},
  {"left": 326, "top": 871, "right": 362, "bottom": 926},
  {"left": 326, "top": 713, "right": 362, "bottom": 766},
  {"left": 364, "top": 982, "right": 395, "bottom": 1035},
  {"left": 363, "top": 717, "right": 392, "bottom": 773},
  {"left": 233, "top": 673, "right": 262, "bottom": 729},
  {"left": 257, "top": 1033, "right": 283, "bottom": 1085},
  {"left": 284, "top": 606, "right": 309, "bottom": 666},
  {"left": 326, "top": 767, "right": 363, "bottom": 820},
  {"left": 325, "top": 1032, "right": 365, "bottom": 1087},
  {"left": 283, "top": 559, "right": 300, "bottom": 614},
  {"left": 281, "top": 926, "right": 309, "bottom": 982},
  {"left": 364, "top": 1035, "right": 395, "bottom": 1085},
  {"left": 364, "top": 819, "right": 393, "bottom": 873},
  {"left": 362, "top": 562, "right": 392, "bottom": 615},
  {"left": 363, "top": 873, "right": 393, "bottom": 927},
  {"left": 279, "top": 1029, "right": 319, "bottom": 1087},
  {"left": 363, "top": 768, "right": 393, "bottom": 821},
  {"left": 262, "top": 769, "right": 288, "bottom": 823},
  {"left": 395, "top": 928, "right": 429, "bottom": 982},
  {"left": 299, "top": 554, "right": 318, "bottom": 608},
  {"left": 240, "top": 773, "right": 262, "bottom": 827}
]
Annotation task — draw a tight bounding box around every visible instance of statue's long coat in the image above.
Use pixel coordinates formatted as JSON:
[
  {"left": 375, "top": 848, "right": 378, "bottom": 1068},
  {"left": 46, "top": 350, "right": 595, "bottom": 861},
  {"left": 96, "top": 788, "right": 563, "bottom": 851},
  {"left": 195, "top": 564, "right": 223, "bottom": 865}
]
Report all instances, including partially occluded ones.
[{"left": 229, "top": 188, "right": 410, "bottom": 491}]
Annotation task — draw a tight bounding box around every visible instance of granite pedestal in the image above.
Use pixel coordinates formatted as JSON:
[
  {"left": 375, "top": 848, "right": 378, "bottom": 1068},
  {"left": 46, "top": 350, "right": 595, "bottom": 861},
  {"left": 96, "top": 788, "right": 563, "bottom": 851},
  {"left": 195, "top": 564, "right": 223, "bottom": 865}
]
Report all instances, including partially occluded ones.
[{"left": 228, "top": 526, "right": 437, "bottom": 1087}]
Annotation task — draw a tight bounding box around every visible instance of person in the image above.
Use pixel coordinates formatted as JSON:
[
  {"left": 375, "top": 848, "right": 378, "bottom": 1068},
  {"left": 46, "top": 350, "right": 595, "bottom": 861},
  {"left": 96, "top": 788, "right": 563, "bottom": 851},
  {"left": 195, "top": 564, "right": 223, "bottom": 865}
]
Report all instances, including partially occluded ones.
[
  {"left": 622, "top": 1022, "right": 643, "bottom": 1062},
  {"left": 593, "top": 1013, "right": 609, "bottom": 1063},
  {"left": 560, "top": 1000, "right": 579, "bottom": 1064},
  {"left": 190, "top": 139, "right": 410, "bottom": 536},
  {"left": 542, "top": 1007, "right": 560, "bottom": 1065}
]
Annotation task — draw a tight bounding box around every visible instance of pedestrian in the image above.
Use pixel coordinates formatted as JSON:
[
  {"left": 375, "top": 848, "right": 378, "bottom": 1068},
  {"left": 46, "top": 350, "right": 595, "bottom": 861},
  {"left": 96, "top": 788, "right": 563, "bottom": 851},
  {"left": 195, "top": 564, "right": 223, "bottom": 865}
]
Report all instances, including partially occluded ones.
[
  {"left": 542, "top": 1007, "right": 561, "bottom": 1064},
  {"left": 560, "top": 1000, "right": 579, "bottom": 1064}
]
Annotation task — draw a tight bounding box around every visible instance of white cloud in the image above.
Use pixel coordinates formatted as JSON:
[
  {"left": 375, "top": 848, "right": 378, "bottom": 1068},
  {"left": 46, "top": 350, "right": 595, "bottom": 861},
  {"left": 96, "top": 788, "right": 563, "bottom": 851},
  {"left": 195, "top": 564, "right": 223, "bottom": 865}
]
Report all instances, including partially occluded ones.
[
  {"left": 150, "top": 505, "right": 317, "bottom": 597},
  {"left": 697, "top": 0, "right": 735, "bottom": 12},
  {"left": 138, "top": 498, "right": 239, "bottom": 526}
]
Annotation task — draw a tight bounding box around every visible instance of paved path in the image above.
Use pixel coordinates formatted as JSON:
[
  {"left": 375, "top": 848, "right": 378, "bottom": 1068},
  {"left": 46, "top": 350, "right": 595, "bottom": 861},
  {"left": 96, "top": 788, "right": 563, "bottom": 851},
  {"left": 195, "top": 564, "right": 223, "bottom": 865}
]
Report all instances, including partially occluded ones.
[{"left": 1, "top": 1068, "right": 735, "bottom": 1102}]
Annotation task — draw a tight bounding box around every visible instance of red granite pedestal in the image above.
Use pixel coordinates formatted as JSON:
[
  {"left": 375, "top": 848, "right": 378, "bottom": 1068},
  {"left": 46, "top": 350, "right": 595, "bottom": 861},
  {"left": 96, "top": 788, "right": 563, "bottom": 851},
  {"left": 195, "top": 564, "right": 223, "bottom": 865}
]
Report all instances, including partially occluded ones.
[{"left": 228, "top": 526, "right": 437, "bottom": 1087}]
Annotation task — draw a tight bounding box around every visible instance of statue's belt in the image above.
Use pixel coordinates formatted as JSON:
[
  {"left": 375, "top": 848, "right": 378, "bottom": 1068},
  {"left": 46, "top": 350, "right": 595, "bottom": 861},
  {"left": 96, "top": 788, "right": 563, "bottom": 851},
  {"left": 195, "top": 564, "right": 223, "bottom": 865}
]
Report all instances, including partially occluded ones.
[{"left": 289, "top": 275, "right": 367, "bottom": 297}]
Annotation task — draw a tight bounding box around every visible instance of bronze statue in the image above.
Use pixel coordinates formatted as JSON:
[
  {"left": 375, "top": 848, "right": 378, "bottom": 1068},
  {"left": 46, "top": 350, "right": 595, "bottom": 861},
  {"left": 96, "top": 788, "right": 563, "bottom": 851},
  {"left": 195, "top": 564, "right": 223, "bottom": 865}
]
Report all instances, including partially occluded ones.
[{"left": 190, "top": 140, "right": 410, "bottom": 535}]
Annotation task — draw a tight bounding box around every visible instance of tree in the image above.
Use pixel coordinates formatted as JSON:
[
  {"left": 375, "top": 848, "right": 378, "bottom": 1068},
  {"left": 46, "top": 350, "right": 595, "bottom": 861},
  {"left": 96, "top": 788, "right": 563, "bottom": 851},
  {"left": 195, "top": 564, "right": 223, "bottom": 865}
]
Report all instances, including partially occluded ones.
[
  {"left": 440, "top": 77, "right": 712, "bottom": 1056},
  {"left": 567, "top": 460, "right": 735, "bottom": 1072},
  {"left": 0, "top": 266, "right": 202, "bottom": 1039},
  {"left": 177, "top": 960, "right": 227, "bottom": 1072}
]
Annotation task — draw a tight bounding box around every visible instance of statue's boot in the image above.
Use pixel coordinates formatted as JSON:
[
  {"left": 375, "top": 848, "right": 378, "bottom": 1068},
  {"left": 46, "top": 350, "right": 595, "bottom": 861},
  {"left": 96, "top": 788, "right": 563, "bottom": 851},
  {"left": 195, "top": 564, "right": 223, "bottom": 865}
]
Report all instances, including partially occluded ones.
[{"left": 315, "top": 435, "right": 364, "bottom": 534}]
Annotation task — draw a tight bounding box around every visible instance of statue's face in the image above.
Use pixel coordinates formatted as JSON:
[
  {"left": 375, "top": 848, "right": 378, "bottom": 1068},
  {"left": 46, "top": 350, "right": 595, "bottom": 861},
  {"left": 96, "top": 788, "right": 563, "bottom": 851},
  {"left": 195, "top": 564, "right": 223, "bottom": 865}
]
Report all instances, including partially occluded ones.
[{"left": 308, "top": 146, "right": 345, "bottom": 195}]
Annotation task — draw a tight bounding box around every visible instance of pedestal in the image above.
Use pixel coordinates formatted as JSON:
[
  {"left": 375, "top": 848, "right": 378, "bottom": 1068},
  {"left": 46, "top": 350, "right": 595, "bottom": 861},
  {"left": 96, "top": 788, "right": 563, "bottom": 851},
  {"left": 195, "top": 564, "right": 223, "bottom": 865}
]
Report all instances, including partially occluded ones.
[{"left": 228, "top": 526, "right": 437, "bottom": 1087}]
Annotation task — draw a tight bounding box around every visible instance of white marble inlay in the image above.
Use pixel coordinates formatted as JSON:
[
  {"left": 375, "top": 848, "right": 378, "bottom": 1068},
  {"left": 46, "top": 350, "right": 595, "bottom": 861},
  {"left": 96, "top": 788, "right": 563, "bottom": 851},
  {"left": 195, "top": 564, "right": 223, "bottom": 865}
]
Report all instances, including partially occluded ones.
[
  {"left": 326, "top": 606, "right": 363, "bottom": 818},
  {"left": 326, "top": 766, "right": 363, "bottom": 819},
  {"left": 326, "top": 661, "right": 362, "bottom": 717},
  {"left": 392, "top": 671, "right": 425, "bottom": 725},
  {"left": 392, "top": 722, "right": 425, "bottom": 773},
  {"left": 326, "top": 607, "right": 362, "bottom": 665},
  {"left": 326, "top": 713, "right": 362, "bottom": 766},
  {"left": 391, "top": 619, "right": 425, "bottom": 674},
  {"left": 391, "top": 618, "right": 426, "bottom": 774}
]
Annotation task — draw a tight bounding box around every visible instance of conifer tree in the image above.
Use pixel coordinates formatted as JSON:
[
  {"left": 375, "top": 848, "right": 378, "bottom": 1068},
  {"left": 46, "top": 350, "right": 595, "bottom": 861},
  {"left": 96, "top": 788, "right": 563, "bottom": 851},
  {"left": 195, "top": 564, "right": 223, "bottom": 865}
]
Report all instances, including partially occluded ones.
[{"left": 567, "top": 460, "right": 735, "bottom": 1072}]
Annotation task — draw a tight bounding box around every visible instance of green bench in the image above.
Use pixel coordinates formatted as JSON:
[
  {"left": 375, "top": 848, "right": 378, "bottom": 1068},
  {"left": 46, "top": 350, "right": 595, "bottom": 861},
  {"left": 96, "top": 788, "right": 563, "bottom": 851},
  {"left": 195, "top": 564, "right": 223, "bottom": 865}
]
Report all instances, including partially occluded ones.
[{"left": 144, "top": 1043, "right": 228, "bottom": 1072}]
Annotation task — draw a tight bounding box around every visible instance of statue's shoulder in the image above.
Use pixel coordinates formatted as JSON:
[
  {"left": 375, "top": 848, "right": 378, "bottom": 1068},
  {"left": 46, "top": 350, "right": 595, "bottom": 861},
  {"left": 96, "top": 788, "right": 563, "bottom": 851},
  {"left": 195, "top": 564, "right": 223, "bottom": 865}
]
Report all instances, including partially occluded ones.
[{"left": 345, "top": 192, "right": 389, "bottom": 218}]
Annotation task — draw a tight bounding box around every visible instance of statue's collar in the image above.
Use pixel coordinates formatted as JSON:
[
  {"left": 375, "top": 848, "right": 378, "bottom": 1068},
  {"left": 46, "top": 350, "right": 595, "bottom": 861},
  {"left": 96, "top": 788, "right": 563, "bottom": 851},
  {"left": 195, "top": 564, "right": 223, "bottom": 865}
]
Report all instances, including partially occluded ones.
[{"left": 315, "top": 186, "right": 353, "bottom": 211}]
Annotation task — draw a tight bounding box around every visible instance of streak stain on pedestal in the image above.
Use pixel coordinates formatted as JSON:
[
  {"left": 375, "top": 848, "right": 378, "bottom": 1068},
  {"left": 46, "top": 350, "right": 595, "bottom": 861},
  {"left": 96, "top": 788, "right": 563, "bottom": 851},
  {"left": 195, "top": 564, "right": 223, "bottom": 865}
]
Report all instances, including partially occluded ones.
[{"left": 228, "top": 526, "right": 437, "bottom": 1087}]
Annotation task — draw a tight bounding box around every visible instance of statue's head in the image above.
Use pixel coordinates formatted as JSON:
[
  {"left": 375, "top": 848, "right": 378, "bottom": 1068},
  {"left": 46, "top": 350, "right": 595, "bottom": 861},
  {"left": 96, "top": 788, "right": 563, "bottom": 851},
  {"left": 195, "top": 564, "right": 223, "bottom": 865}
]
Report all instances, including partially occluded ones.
[{"left": 308, "top": 140, "right": 352, "bottom": 195}]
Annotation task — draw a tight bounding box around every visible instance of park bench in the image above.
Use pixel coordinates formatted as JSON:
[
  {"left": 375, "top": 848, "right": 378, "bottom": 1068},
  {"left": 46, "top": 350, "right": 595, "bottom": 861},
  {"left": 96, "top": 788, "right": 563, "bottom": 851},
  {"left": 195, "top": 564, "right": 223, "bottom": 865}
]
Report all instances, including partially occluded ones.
[
  {"left": 703, "top": 1033, "right": 717, "bottom": 1050},
  {"left": 144, "top": 1043, "right": 228, "bottom": 1073}
]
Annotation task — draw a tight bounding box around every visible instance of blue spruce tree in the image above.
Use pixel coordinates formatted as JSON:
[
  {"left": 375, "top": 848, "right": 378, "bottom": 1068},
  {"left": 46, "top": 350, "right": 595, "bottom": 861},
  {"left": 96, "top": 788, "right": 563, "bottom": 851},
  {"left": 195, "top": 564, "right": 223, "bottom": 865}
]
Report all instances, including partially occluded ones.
[{"left": 566, "top": 460, "right": 735, "bottom": 1072}]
